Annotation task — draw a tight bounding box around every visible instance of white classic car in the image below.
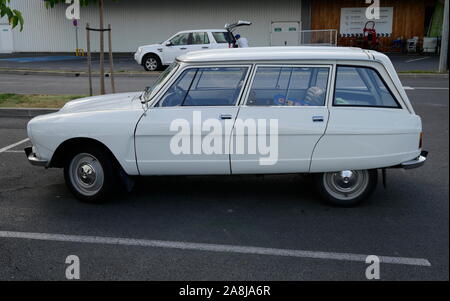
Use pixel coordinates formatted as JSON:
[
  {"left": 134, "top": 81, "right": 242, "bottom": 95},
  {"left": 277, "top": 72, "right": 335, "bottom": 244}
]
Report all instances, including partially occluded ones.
[
  {"left": 26, "top": 47, "right": 427, "bottom": 206},
  {"left": 134, "top": 21, "right": 251, "bottom": 71}
]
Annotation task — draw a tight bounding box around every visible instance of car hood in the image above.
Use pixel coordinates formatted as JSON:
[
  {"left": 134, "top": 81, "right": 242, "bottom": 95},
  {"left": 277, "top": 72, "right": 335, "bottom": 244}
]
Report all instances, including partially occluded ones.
[
  {"left": 141, "top": 43, "right": 163, "bottom": 50},
  {"left": 60, "top": 92, "right": 142, "bottom": 113}
]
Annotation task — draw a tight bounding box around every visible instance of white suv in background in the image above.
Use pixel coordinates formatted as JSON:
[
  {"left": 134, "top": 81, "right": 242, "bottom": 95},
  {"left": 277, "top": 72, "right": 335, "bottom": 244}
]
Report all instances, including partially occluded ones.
[{"left": 134, "top": 21, "right": 251, "bottom": 71}]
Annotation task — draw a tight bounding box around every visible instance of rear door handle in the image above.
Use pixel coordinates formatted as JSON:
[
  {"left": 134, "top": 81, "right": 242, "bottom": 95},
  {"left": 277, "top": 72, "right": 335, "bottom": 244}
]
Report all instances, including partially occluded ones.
[
  {"left": 202, "top": 46, "right": 209, "bottom": 49},
  {"left": 220, "top": 114, "right": 233, "bottom": 120},
  {"left": 312, "top": 116, "right": 324, "bottom": 123}
]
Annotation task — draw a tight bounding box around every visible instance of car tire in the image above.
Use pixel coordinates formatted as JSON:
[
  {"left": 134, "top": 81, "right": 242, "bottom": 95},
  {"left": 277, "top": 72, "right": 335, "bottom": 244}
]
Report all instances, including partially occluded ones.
[
  {"left": 314, "top": 169, "right": 378, "bottom": 207},
  {"left": 143, "top": 54, "right": 162, "bottom": 71},
  {"left": 64, "top": 146, "right": 116, "bottom": 203}
]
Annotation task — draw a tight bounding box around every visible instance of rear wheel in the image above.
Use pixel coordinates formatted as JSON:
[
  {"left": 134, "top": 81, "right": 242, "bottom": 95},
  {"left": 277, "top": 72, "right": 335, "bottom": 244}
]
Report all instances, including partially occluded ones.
[
  {"left": 314, "top": 170, "right": 378, "bottom": 207},
  {"left": 64, "top": 146, "right": 116, "bottom": 203},
  {"left": 143, "top": 54, "right": 162, "bottom": 71}
]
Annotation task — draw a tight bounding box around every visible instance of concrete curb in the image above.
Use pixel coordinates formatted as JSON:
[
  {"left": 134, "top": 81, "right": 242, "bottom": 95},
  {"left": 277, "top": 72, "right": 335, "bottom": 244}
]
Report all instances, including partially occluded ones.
[
  {"left": 0, "top": 69, "right": 161, "bottom": 77},
  {"left": 0, "top": 108, "right": 59, "bottom": 118}
]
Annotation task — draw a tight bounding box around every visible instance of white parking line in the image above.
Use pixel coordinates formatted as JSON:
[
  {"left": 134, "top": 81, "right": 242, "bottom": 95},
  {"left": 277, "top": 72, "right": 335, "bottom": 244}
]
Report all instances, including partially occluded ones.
[
  {"left": 0, "top": 138, "right": 29, "bottom": 154},
  {"left": 404, "top": 86, "right": 449, "bottom": 91},
  {"left": 0, "top": 230, "right": 431, "bottom": 267},
  {"left": 405, "top": 57, "right": 431, "bottom": 63}
]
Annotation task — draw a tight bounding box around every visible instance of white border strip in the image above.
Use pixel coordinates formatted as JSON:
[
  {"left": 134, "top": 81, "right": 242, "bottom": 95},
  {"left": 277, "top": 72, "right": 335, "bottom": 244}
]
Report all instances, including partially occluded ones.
[
  {"left": 0, "top": 138, "right": 29, "bottom": 154},
  {"left": 0, "top": 231, "right": 431, "bottom": 267}
]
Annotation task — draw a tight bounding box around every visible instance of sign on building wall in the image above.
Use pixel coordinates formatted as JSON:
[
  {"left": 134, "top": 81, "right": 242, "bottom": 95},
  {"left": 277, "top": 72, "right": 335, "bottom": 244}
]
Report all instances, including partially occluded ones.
[{"left": 340, "top": 7, "right": 394, "bottom": 36}]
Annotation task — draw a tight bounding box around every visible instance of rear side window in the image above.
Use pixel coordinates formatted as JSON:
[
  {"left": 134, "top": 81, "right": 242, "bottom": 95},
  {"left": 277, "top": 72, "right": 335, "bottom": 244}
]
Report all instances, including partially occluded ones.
[
  {"left": 157, "top": 67, "right": 248, "bottom": 107},
  {"left": 191, "top": 32, "right": 210, "bottom": 45},
  {"left": 247, "top": 67, "right": 330, "bottom": 106},
  {"left": 212, "top": 32, "right": 235, "bottom": 44},
  {"left": 334, "top": 66, "right": 401, "bottom": 108}
]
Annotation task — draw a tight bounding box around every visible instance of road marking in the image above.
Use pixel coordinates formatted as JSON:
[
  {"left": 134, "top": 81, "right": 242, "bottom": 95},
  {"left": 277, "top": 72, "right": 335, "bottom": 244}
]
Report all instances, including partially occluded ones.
[
  {"left": 0, "top": 230, "right": 431, "bottom": 267},
  {"left": 405, "top": 57, "right": 431, "bottom": 63},
  {"left": 404, "top": 86, "right": 449, "bottom": 90},
  {"left": 0, "top": 138, "right": 29, "bottom": 154}
]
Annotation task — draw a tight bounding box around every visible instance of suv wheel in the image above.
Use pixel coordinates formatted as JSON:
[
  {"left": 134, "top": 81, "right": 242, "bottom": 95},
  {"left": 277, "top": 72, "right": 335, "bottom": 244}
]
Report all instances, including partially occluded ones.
[
  {"left": 314, "top": 170, "right": 378, "bottom": 207},
  {"left": 143, "top": 54, "right": 162, "bottom": 71}
]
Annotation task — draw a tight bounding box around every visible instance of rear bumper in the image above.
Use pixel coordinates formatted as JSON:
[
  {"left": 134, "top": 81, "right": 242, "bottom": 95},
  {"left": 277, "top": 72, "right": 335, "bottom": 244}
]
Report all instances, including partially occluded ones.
[
  {"left": 397, "top": 151, "right": 428, "bottom": 169},
  {"left": 24, "top": 146, "right": 48, "bottom": 167}
]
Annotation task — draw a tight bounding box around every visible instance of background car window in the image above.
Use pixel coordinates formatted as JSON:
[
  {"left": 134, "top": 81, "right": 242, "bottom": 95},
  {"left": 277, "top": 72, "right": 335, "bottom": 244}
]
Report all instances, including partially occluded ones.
[
  {"left": 191, "top": 32, "right": 210, "bottom": 45},
  {"left": 334, "top": 66, "right": 400, "bottom": 108},
  {"left": 170, "top": 33, "right": 190, "bottom": 46},
  {"left": 212, "top": 32, "right": 235, "bottom": 44},
  {"left": 157, "top": 67, "right": 248, "bottom": 107},
  {"left": 247, "top": 67, "right": 330, "bottom": 106}
]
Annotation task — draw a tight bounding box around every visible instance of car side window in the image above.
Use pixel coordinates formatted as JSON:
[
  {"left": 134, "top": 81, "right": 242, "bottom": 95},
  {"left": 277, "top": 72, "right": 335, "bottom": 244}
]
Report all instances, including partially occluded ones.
[
  {"left": 157, "top": 67, "right": 248, "bottom": 107},
  {"left": 247, "top": 67, "right": 330, "bottom": 106},
  {"left": 334, "top": 66, "right": 401, "bottom": 108},
  {"left": 191, "top": 32, "right": 210, "bottom": 45},
  {"left": 170, "top": 33, "right": 190, "bottom": 46}
]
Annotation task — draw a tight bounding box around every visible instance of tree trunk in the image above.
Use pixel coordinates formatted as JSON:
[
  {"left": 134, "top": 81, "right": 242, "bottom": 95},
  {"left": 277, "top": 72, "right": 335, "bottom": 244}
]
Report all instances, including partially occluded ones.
[{"left": 99, "top": 0, "right": 105, "bottom": 95}]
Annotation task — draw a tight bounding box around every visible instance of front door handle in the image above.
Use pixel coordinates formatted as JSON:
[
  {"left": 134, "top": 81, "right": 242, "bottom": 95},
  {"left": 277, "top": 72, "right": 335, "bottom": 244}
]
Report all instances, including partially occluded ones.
[
  {"left": 220, "top": 114, "right": 233, "bottom": 120},
  {"left": 312, "top": 116, "right": 324, "bottom": 123},
  {"left": 180, "top": 47, "right": 187, "bottom": 50}
]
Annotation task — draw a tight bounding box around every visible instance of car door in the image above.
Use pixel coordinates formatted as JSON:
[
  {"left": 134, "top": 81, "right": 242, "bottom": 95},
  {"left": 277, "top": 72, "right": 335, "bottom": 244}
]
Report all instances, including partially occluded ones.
[
  {"left": 231, "top": 65, "right": 332, "bottom": 174},
  {"left": 135, "top": 65, "right": 251, "bottom": 175},
  {"left": 189, "top": 32, "right": 211, "bottom": 51},
  {"left": 310, "top": 64, "right": 422, "bottom": 172},
  {"left": 163, "top": 32, "right": 191, "bottom": 63}
]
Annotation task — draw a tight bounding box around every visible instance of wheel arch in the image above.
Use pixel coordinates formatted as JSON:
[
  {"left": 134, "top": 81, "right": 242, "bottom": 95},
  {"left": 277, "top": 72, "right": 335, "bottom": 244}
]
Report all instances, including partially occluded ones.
[
  {"left": 49, "top": 137, "right": 123, "bottom": 171},
  {"left": 142, "top": 52, "right": 163, "bottom": 66}
]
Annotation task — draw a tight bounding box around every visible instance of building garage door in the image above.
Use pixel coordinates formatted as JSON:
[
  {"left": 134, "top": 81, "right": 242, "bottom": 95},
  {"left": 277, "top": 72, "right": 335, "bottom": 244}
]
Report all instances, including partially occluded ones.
[{"left": 271, "top": 21, "right": 300, "bottom": 46}]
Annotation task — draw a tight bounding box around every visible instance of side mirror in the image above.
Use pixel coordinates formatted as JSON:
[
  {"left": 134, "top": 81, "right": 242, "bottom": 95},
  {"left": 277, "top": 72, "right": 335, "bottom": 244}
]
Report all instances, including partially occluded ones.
[{"left": 165, "top": 41, "right": 173, "bottom": 47}]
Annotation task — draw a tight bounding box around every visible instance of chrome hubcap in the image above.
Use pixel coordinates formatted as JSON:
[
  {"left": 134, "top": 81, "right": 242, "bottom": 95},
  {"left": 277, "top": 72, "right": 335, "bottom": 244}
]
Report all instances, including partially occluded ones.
[
  {"left": 323, "top": 170, "right": 369, "bottom": 201},
  {"left": 69, "top": 153, "right": 104, "bottom": 196},
  {"left": 145, "top": 58, "right": 158, "bottom": 71}
]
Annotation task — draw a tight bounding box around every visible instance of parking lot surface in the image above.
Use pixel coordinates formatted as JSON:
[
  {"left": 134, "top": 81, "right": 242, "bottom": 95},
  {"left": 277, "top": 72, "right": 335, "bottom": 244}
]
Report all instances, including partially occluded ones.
[
  {"left": 0, "top": 53, "right": 441, "bottom": 73},
  {"left": 0, "top": 76, "right": 448, "bottom": 280}
]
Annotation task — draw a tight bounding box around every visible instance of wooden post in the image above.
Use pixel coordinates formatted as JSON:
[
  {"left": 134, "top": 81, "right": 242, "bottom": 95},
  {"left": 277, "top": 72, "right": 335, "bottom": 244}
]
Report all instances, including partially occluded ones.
[
  {"left": 439, "top": 0, "right": 449, "bottom": 72},
  {"left": 86, "top": 23, "right": 93, "bottom": 96},
  {"left": 108, "top": 24, "right": 116, "bottom": 94},
  {"left": 99, "top": 0, "right": 106, "bottom": 95}
]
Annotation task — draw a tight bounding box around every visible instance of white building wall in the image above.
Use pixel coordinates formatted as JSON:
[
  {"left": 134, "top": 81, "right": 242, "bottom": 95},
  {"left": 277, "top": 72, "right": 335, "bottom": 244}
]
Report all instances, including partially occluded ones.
[{"left": 9, "top": 0, "right": 302, "bottom": 52}]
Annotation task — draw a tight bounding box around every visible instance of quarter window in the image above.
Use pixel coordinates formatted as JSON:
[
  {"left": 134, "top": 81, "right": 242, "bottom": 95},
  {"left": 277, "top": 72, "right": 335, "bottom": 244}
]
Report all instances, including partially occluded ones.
[
  {"left": 334, "top": 66, "right": 401, "bottom": 108},
  {"left": 247, "top": 67, "right": 330, "bottom": 106},
  {"left": 157, "top": 67, "right": 248, "bottom": 107}
]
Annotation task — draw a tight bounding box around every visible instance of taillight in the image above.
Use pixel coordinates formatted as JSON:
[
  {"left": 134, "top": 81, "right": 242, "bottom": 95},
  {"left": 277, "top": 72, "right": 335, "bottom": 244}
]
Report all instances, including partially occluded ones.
[{"left": 419, "top": 132, "right": 424, "bottom": 149}]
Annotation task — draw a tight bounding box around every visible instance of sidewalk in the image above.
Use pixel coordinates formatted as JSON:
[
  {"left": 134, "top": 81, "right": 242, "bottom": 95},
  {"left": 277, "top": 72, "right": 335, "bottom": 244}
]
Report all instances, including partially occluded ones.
[{"left": 0, "top": 52, "right": 444, "bottom": 75}]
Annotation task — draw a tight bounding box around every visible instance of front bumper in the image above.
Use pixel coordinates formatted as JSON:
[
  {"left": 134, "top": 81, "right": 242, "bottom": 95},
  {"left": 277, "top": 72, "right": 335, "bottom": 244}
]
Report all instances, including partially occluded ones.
[
  {"left": 398, "top": 151, "right": 428, "bottom": 169},
  {"left": 25, "top": 146, "right": 48, "bottom": 167},
  {"left": 134, "top": 52, "right": 142, "bottom": 65}
]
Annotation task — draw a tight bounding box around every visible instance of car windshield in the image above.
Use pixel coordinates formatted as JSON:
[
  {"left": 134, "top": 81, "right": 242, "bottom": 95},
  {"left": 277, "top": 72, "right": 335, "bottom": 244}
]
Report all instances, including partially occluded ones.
[{"left": 143, "top": 62, "right": 179, "bottom": 102}]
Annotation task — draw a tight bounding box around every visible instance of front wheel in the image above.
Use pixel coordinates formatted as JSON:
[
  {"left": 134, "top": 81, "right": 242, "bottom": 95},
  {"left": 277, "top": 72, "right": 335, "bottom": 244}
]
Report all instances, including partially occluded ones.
[
  {"left": 143, "top": 54, "right": 162, "bottom": 71},
  {"left": 64, "top": 146, "right": 116, "bottom": 203},
  {"left": 314, "top": 170, "right": 378, "bottom": 207}
]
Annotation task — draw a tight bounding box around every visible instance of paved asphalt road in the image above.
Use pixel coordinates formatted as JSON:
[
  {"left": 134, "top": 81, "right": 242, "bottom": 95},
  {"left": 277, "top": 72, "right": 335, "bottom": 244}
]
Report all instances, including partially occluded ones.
[{"left": 0, "top": 76, "right": 448, "bottom": 281}]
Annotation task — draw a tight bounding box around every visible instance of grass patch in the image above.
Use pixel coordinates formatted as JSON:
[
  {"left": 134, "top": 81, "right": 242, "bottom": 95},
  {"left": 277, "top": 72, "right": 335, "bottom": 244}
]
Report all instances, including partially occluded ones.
[{"left": 0, "top": 94, "right": 86, "bottom": 108}]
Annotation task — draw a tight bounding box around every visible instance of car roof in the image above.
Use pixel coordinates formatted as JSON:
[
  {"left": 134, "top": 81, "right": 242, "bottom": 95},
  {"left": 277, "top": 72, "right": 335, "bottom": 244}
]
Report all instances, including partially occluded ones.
[
  {"left": 178, "top": 46, "right": 377, "bottom": 63},
  {"left": 177, "top": 29, "right": 227, "bottom": 33}
]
